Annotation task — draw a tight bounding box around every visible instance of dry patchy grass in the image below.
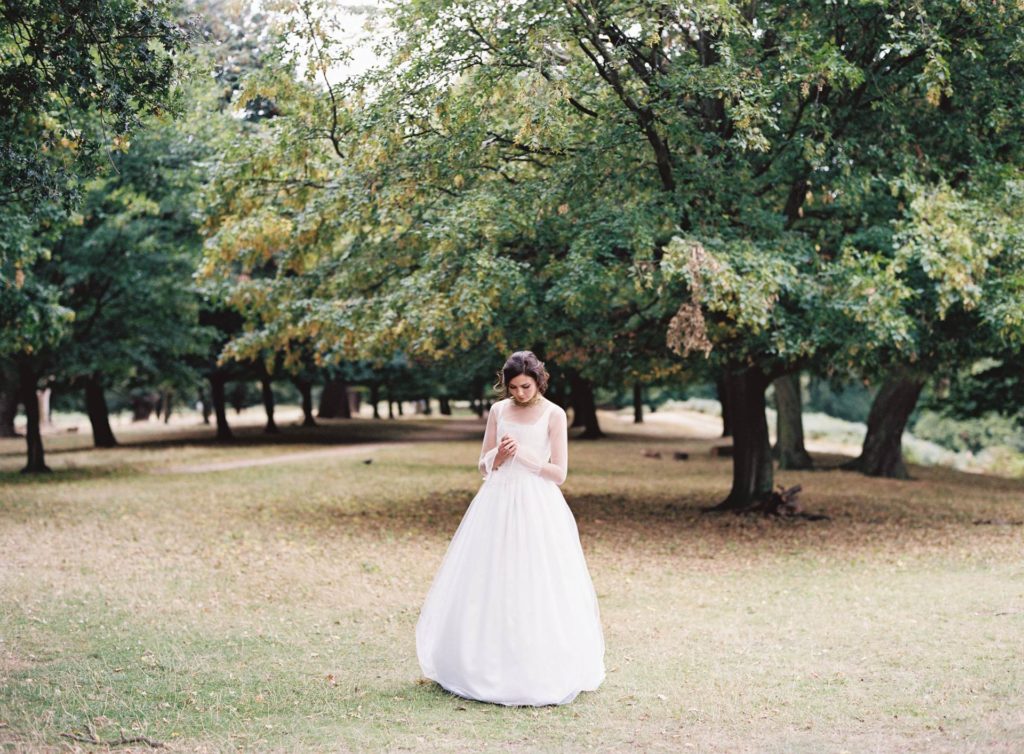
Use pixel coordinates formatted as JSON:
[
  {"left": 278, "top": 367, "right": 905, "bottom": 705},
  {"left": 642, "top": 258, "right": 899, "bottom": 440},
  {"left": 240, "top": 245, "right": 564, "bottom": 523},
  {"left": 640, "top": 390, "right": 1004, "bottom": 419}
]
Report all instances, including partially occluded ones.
[{"left": 1, "top": 413, "right": 1022, "bottom": 753}]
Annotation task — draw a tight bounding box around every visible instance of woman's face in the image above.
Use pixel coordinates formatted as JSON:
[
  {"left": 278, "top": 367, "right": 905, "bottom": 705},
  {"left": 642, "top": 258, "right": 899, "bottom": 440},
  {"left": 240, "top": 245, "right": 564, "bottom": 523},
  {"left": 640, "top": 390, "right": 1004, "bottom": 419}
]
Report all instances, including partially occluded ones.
[{"left": 508, "top": 374, "right": 538, "bottom": 404}]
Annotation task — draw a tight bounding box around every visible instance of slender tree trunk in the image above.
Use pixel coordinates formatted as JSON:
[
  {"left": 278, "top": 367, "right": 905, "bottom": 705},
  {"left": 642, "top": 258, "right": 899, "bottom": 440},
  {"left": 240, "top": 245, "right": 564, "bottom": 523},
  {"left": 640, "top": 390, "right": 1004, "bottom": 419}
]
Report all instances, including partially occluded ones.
[
  {"left": 198, "top": 390, "right": 211, "bottom": 425},
  {"left": 438, "top": 395, "right": 451, "bottom": 416},
  {"left": 633, "top": 383, "right": 644, "bottom": 424},
  {"left": 210, "top": 374, "right": 233, "bottom": 441},
  {"left": 17, "top": 360, "right": 49, "bottom": 473},
  {"left": 710, "top": 366, "right": 772, "bottom": 511},
  {"left": 261, "top": 376, "right": 279, "bottom": 434},
  {"left": 388, "top": 399, "right": 395, "bottom": 419},
  {"left": 716, "top": 376, "right": 733, "bottom": 438},
  {"left": 397, "top": 400, "right": 404, "bottom": 417},
  {"left": 84, "top": 376, "right": 118, "bottom": 448},
  {"left": 162, "top": 389, "right": 173, "bottom": 424},
  {"left": 842, "top": 374, "right": 926, "bottom": 479},
  {"left": 569, "top": 372, "right": 603, "bottom": 439},
  {"left": 0, "top": 364, "right": 18, "bottom": 437},
  {"left": 369, "top": 383, "right": 381, "bottom": 419},
  {"left": 773, "top": 373, "right": 812, "bottom": 470},
  {"left": 422, "top": 397, "right": 433, "bottom": 416},
  {"left": 289, "top": 378, "right": 316, "bottom": 427},
  {"left": 318, "top": 378, "right": 351, "bottom": 419}
]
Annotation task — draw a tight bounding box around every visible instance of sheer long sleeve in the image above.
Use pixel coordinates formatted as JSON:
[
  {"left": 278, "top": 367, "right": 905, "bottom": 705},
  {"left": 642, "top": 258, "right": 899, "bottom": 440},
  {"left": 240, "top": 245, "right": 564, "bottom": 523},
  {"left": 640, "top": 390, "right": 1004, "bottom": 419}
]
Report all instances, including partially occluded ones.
[
  {"left": 512, "top": 406, "right": 569, "bottom": 485},
  {"left": 478, "top": 403, "right": 500, "bottom": 479}
]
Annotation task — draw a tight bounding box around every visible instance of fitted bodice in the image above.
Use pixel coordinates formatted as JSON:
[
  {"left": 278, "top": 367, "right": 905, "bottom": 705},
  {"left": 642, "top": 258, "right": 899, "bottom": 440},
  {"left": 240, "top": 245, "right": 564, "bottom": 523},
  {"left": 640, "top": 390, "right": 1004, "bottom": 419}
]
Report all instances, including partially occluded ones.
[{"left": 497, "top": 407, "right": 552, "bottom": 461}]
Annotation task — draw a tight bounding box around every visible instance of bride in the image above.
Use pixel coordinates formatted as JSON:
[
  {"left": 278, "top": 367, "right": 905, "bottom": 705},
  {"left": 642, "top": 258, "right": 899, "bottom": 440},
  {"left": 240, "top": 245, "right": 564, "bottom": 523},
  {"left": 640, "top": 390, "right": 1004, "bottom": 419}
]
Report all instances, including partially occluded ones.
[{"left": 415, "top": 351, "right": 605, "bottom": 706}]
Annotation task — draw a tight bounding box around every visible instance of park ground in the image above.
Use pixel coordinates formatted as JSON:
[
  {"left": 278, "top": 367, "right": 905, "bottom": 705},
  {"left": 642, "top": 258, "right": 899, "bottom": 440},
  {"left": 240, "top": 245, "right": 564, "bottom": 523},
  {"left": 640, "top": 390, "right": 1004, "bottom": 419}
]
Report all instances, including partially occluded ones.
[{"left": 1, "top": 407, "right": 1022, "bottom": 753}]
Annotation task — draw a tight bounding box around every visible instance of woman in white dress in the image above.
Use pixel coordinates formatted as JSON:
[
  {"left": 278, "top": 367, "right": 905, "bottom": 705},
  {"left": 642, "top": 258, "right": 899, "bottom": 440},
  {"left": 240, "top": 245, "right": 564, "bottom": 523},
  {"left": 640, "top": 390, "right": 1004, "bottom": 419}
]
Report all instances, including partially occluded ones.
[{"left": 416, "top": 351, "right": 605, "bottom": 706}]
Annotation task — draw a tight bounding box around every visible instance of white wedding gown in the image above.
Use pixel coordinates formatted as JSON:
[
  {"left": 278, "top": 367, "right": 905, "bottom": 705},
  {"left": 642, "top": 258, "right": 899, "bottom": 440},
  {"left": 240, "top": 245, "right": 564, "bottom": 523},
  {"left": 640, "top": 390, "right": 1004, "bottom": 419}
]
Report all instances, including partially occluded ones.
[{"left": 415, "top": 398, "right": 605, "bottom": 706}]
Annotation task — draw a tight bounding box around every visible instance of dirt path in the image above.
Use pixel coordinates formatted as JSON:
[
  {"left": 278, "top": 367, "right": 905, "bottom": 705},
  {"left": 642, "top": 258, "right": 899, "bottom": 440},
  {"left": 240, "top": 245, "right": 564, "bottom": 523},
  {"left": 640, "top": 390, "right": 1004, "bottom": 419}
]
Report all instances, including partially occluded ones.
[{"left": 159, "top": 442, "right": 412, "bottom": 474}]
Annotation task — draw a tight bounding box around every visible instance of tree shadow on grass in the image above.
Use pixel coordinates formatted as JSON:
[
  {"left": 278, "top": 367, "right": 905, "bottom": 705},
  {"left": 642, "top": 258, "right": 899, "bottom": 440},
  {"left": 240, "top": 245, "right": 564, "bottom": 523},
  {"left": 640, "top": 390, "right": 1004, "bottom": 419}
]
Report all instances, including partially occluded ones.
[
  {"left": 0, "top": 418, "right": 486, "bottom": 460},
  {"left": 272, "top": 452, "right": 1024, "bottom": 560},
  {"left": 0, "top": 465, "right": 142, "bottom": 486}
]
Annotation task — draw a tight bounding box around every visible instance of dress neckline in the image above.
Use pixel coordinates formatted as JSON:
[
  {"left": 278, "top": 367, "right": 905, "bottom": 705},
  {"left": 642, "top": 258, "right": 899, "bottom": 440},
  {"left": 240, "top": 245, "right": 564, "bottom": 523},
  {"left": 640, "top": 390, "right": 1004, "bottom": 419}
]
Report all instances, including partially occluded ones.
[{"left": 499, "top": 399, "right": 552, "bottom": 427}]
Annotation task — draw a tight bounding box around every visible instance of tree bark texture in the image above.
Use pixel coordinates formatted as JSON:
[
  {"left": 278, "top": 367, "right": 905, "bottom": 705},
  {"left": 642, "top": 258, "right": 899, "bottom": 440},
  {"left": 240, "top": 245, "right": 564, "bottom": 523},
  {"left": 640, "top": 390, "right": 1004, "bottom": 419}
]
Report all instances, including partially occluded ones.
[
  {"left": 84, "top": 376, "right": 118, "bottom": 448},
  {"left": 842, "top": 374, "right": 926, "bottom": 479},
  {"left": 773, "top": 373, "right": 812, "bottom": 470},
  {"left": 711, "top": 366, "right": 772, "bottom": 511}
]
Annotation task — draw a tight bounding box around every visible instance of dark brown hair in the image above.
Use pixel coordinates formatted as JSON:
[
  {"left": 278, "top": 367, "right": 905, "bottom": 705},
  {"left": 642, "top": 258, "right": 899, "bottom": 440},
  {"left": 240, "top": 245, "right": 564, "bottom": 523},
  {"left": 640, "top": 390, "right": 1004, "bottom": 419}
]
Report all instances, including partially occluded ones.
[{"left": 494, "top": 350, "right": 550, "bottom": 398}]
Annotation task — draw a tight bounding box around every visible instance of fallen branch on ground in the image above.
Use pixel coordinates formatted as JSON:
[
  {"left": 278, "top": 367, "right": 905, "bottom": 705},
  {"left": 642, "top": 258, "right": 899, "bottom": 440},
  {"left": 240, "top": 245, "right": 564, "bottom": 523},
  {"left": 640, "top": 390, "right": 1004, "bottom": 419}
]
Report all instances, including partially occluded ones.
[{"left": 60, "top": 725, "right": 164, "bottom": 749}]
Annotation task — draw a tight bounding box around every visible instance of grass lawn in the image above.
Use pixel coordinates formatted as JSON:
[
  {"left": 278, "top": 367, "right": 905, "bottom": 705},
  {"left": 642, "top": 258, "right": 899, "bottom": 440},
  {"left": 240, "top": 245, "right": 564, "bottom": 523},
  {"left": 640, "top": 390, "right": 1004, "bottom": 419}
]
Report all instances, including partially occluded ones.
[{"left": 1, "top": 411, "right": 1022, "bottom": 752}]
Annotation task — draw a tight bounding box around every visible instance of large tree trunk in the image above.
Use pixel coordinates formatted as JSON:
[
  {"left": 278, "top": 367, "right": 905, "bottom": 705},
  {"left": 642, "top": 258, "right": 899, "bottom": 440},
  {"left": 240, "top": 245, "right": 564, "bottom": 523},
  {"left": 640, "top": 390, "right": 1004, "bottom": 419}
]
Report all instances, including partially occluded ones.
[
  {"left": 568, "top": 371, "right": 604, "bottom": 439},
  {"left": 438, "top": 395, "right": 451, "bottom": 416},
  {"left": 842, "top": 374, "right": 926, "bottom": 479},
  {"left": 318, "top": 378, "right": 351, "bottom": 419},
  {"left": 261, "top": 375, "right": 279, "bottom": 434},
  {"left": 17, "top": 360, "right": 49, "bottom": 473},
  {"left": 710, "top": 366, "right": 773, "bottom": 511},
  {"left": 633, "top": 383, "right": 644, "bottom": 424},
  {"left": 210, "top": 374, "right": 233, "bottom": 441},
  {"left": 773, "top": 373, "right": 812, "bottom": 470},
  {"left": 84, "top": 376, "right": 118, "bottom": 448},
  {"left": 716, "top": 376, "right": 733, "bottom": 438},
  {"left": 0, "top": 363, "right": 18, "bottom": 437}
]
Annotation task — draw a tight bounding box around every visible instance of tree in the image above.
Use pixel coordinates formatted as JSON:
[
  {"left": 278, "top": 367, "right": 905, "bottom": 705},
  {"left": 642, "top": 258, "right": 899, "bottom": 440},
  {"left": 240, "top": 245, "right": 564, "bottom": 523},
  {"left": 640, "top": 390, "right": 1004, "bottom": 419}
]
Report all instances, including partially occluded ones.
[
  {"left": 0, "top": 278, "right": 72, "bottom": 471},
  {"left": 198, "top": 0, "right": 1024, "bottom": 510},
  {"left": 843, "top": 181, "right": 1024, "bottom": 477},
  {"left": 40, "top": 116, "right": 209, "bottom": 448},
  {"left": 0, "top": 0, "right": 190, "bottom": 210}
]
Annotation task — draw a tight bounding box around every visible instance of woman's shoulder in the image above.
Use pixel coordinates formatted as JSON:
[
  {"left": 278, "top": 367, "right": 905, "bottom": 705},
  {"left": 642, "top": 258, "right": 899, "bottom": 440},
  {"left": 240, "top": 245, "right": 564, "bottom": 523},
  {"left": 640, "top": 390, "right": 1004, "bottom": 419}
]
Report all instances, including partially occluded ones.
[{"left": 544, "top": 399, "right": 567, "bottom": 420}]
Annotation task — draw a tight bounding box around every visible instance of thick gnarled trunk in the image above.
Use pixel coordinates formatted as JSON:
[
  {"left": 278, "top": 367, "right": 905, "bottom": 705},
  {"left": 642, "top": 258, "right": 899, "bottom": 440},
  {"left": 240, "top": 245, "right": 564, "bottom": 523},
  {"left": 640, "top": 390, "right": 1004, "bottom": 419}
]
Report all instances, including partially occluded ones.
[
  {"left": 84, "top": 376, "right": 118, "bottom": 448},
  {"left": 711, "top": 366, "right": 772, "bottom": 511},
  {"left": 773, "top": 373, "right": 812, "bottom": 470},
  {"left": 843, "top": 374, "right": 925, "bottom": 479}
]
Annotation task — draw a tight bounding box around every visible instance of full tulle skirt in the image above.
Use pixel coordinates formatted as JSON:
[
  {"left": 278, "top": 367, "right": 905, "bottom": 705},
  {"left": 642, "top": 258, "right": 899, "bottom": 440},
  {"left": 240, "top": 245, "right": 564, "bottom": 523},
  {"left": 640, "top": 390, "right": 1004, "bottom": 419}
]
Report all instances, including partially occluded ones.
[{"left": 415, "top": 467, "right": 605, "bottom": 706}]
